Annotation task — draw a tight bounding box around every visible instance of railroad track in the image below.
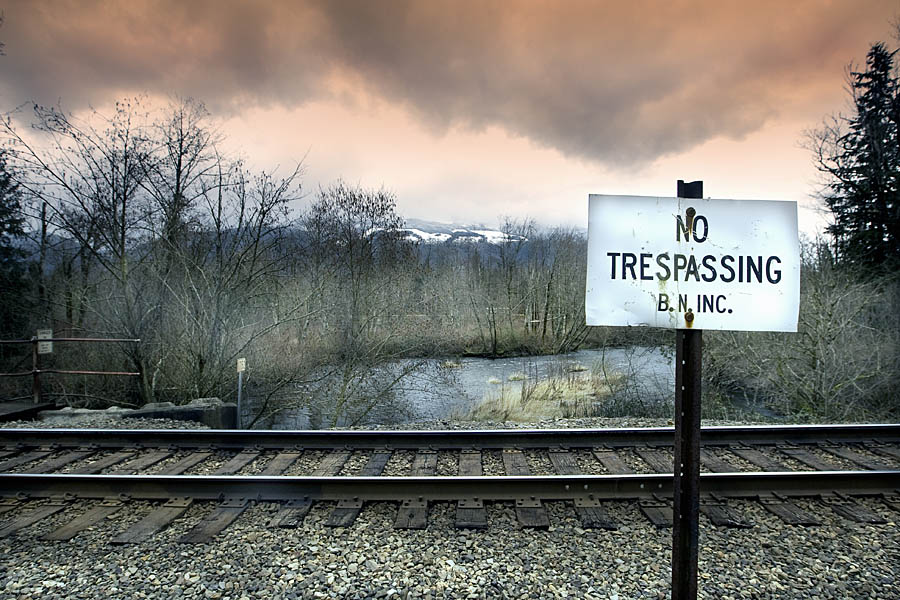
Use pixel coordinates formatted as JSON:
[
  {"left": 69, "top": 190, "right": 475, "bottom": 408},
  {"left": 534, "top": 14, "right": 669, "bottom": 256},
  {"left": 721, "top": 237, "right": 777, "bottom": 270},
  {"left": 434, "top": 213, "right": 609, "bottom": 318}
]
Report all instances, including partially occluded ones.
[{"left": 0, "top": 424, "right": 898, "bottom": 543}]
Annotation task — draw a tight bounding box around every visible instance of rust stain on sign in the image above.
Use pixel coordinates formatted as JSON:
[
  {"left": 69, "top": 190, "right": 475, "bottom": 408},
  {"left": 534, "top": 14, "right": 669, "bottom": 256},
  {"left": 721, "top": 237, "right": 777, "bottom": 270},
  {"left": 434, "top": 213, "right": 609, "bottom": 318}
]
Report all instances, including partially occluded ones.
[{"left": 684, "top": 206, "right": 696, "bottom": 235}]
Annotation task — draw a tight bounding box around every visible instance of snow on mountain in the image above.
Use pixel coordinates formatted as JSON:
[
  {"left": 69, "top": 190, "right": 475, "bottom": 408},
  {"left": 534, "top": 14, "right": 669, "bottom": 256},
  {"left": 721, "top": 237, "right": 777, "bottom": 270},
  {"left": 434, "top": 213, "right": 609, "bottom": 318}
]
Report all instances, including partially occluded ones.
[
  {"left": 470, "top": 229, "right": 519, "bottom": 244},
  {"left": 400, "top": 219, "right": 526, "bottom": 245},
  {"left": 402, "top": 228, "right": 452, "bottom": 243}
]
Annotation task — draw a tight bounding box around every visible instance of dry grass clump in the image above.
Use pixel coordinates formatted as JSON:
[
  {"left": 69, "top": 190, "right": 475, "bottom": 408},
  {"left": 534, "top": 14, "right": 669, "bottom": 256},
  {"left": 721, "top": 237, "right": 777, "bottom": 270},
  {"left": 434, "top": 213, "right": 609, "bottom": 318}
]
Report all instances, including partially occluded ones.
[{"left": 468, "top": 364, "right": 626, "bottom": 421}]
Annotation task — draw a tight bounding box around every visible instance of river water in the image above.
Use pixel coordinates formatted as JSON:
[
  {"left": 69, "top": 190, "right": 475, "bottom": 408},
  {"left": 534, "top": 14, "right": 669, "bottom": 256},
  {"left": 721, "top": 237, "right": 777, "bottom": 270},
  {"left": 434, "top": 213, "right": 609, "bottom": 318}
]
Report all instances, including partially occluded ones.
[{"left": 245, "top": 347, "right": 674, "bottom": 429}]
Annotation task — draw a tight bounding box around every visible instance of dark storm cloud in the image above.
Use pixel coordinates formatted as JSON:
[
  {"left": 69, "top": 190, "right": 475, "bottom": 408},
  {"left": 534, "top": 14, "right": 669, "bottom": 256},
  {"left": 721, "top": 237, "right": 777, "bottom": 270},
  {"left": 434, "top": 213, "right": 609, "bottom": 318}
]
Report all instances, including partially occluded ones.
[
  {"left": 1, "top": 1, "right": 333, "bottom": 111},
  {"left": 1, "top": 0, "right": 895, "bottom": 165}
]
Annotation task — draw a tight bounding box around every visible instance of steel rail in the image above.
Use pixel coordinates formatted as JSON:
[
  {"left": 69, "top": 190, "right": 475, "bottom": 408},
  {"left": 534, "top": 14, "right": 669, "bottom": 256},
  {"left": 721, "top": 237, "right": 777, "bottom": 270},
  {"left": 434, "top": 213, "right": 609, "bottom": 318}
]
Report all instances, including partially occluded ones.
[
  {"left": 2, "top": 470, "right": 898, "bottom": 502},
  {"left": 1, "top": 424, "right": 899, "bottom": 450}
]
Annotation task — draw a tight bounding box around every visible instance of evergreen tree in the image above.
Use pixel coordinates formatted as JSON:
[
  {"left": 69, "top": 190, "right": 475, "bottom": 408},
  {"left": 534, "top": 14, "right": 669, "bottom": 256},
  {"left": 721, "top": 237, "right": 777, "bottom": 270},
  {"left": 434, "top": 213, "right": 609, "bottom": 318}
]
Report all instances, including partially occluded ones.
[
  {"left": 0, "top": 152, "right": 27, "bottom": 335},
  {"left": 813, "top": 42, "right": 900, "bottom": 269}
]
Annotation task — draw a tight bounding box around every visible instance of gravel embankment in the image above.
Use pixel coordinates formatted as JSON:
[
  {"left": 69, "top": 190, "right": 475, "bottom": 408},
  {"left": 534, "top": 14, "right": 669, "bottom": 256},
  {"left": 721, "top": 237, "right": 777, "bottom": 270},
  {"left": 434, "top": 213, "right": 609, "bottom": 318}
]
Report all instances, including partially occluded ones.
[
  {"left": 0, "top": 415, "right": 897, "bottom": 599},
  {"left": 354, "top": 417, "right": 768, "bottom": 430},
  {"left": 1, "top": 416, "right": 210, "bottom": 430}
]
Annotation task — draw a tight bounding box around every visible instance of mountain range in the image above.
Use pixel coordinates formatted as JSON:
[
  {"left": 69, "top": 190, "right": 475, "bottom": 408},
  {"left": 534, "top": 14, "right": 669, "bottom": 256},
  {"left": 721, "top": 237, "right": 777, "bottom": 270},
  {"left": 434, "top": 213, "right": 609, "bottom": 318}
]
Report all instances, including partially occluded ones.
[{"left": 399, "top": 218, "right": 528, "bottom": 244}]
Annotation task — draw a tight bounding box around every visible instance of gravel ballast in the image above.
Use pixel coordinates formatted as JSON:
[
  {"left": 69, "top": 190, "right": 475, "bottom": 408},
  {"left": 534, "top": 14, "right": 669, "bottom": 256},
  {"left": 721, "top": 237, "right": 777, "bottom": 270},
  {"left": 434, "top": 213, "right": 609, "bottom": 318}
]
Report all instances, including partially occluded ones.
[
  {"left": 1, "top": 415, "right": 897, "bottom": 599},
  {"left": 1, "top": 416, "right": 211, "bottom": 430}
]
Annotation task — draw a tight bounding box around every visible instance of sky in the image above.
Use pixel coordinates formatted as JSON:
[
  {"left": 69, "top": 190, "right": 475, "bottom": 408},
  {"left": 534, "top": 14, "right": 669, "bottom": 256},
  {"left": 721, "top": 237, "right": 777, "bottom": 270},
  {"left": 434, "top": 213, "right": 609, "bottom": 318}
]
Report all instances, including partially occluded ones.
[{"left": 2, "top": 0, "right": 898, "bottom": 238}]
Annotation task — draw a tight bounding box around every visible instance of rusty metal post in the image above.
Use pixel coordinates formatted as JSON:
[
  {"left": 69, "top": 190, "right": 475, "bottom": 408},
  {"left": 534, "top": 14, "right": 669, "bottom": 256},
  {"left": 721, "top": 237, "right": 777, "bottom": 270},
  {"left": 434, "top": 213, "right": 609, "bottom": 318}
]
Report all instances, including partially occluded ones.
[
  {"left": 672, "top": 179, "right": 703, "bottom": 600},
  {"left": 31, "top": 337, "right": 42, "bottom": 405}
]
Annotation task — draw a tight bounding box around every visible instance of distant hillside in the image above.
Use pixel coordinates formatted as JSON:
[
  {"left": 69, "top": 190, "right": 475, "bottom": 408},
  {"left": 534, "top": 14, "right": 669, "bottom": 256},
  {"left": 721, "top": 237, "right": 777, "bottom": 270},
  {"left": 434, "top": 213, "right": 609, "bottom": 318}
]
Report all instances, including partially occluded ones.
[{"left": 400, "top": 218, "right": 527, "bottom": 245}]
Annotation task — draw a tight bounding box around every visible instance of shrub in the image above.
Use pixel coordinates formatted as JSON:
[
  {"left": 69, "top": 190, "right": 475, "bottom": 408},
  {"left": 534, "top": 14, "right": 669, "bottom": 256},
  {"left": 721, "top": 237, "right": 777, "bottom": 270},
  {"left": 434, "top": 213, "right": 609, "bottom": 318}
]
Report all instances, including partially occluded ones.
[{"left": 705, "top": 259, "right": 899, "bottom": 421}]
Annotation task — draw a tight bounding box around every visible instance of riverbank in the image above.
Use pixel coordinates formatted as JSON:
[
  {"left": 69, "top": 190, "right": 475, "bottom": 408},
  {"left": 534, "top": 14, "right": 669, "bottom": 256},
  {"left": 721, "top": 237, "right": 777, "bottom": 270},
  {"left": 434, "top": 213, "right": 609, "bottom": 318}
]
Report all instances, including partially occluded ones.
[{"left": 244, "top": 347, "right": 677, "bottom": 429}]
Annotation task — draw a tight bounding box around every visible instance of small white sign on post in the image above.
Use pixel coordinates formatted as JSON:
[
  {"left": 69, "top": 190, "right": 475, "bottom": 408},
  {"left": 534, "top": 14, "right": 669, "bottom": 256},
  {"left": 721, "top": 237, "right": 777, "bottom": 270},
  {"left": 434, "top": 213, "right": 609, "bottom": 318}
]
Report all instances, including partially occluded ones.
[
  {"left": 236, "top": 358, "right": 246, "bottom": 429},
  {"left": 36, "top": 329, "right": 53, "bottom": 354},
  {"left": 586, "top": 195, "right": 800, "bottom": 332}
]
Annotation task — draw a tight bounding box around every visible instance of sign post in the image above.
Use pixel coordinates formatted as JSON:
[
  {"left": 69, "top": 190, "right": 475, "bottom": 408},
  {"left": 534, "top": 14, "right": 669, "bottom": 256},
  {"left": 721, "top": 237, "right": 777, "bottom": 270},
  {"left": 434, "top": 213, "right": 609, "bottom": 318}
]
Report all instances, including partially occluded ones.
[
  {"left": 33, "top": 329, "right": 53, "bottom": 404},
  {"left": 236, "top": 357, "right": 246, "bottom": 429},
  {"left": 585, "top": 182, "right": 799, "bottom": 599},
  {"left": 672, "top": 180, "right": 703, "bottom": 600}
]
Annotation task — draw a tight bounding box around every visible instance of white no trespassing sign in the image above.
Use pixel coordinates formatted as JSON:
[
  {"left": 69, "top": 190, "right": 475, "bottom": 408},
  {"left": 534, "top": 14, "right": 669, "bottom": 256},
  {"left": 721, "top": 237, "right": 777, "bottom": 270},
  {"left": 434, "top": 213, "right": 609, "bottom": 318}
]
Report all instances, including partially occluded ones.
[{"left": 585, "top": 195, "right": 800, "bottom": 332}]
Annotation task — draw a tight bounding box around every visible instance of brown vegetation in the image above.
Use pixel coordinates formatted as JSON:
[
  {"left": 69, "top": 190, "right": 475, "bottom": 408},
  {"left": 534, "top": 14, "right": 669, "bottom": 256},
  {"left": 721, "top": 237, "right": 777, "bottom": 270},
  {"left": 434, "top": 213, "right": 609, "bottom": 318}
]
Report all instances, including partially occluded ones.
[
  {"left": 0, "top": 99, "right": 653, "bottom": 425},
  {"left": 2, "top": 99, "right": 896, "bottom": 426},
  {"left": 465, "top": 361, "right": 626, "bottom": 421},
  {"left": 704, "top": 243, "right": 900, "bottom": 421}
]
